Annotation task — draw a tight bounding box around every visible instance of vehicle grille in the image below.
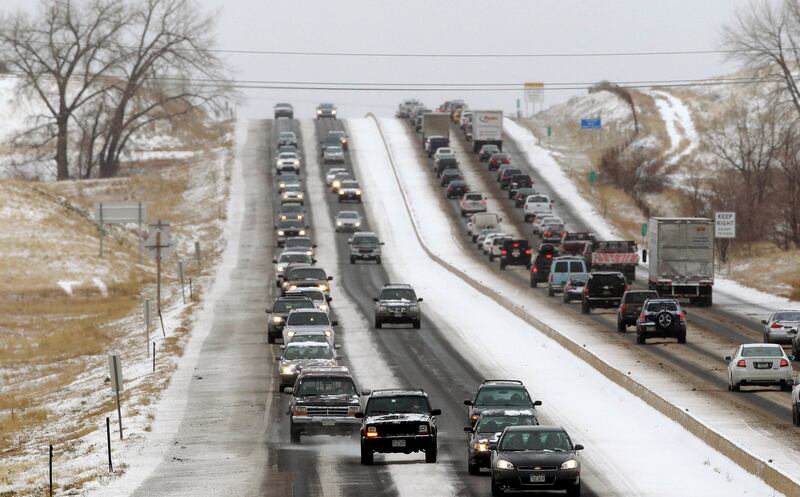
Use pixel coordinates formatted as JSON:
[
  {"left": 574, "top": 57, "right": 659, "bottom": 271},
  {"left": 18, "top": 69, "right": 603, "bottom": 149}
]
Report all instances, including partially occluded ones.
[
  {"left": 307, "top": 406, "right": 349, "bottom": 417},
  {"left": 518, "top": 465, "right": 557, "bottom": 471},
  {"left": 377, "top": 423, "right": 418, "bottom": 437}
]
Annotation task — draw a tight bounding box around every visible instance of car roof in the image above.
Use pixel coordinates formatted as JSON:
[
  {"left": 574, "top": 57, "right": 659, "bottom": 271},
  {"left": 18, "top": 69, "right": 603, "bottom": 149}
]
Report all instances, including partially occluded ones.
[
  {"left": 382, "top": 283, "right": 414, "bottom": 290},
  {"left": 276, "top": 295, "right": 313, "bottom": 302},
  {"left": 625, "top": 289, "right": 658, "bottom": 294},
  {"left": 503, "top": 425, "right": 565, "bottom": 433},
  {"left": 478, "top": 409, "right": 536, "bottom": 417},
  {"left": 285, "top": 341, "right": 332, "bottom": 348},
  {"left": 297, "top": 367, "right": 353, "bottom": 379},
  {"left": 353, "top": 231, "right": 378, "bottom": 237},
  {"left": 643, "top": 297, "right": 679, "bottom": 303},
  {"left": 287, "top": 308, "right": 328, "bottom": 315},
  {"left": 480, "top": 379, "right": 524, "bottom": 386},
  {"left": 369, "top": 389, "right": 427, "bottom": 397}
]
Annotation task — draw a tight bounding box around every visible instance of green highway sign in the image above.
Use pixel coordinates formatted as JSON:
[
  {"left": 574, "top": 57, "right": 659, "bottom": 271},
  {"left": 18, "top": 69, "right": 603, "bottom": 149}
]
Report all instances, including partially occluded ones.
[
  {"left": 641, "top": 223, "right": 648, "bottom": 237},
  {"left": 547, "top": 126, "right": 552, "bottom": 137},
  {"left": 588, "top": 169, "right": 597, "bottom": 186}
]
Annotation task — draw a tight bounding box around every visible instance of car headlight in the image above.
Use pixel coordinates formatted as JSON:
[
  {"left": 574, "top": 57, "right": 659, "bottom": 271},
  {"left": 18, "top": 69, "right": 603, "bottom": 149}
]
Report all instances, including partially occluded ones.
[
  {"left": 324, "top": 330, "right": 331, "bottom": 337},
  {"left": 331, "top": 110, "right": 337, "bottom": 114},
  {"left": 418, "top": 424, "right": 429, "bottom": 434},
  {"left": 279, "top": 182, "right": 286, "bottom": 188},
  {"left": 355, "top": 189, "right": 362, "bottom": 195},
  {"left": 276, "top": 267, "right": 284, "bottom": 272},
  {"left": 495, "top": 459, "right": 514, "bottom": 470},
  {"left": 319, "top": 284, "right": 328, "bottom": 291},
  {"left": 366, "top": 426, "right": 378, "bottom": 438},
  {"left": 354, "top": 222, "right": 361, "bottom": 227},
  {"left": 336, "top": 221, "right": 343, "bottom": 226},
  {"left": 286, "top": 330, "right": 295, "bottom": 337},
  {"left": 297, "top": 193, "right": 304, "bottom": 199},
  {"left": 317, "top": 110, "right": 322, "bottom": 114},
  {"left": 280, "top": 366, "right": 295, "bottom": 375},
  {"left": 561, "top": 459, "right": 578, "bottom": 470},
  {"left": 348, "top": 405, "right": 359, "bottom": 416},
  {"left": 272, "top": 316, "right": 283, "bottom": 323},
  {"left": 306, "top": 250, "right": 313, "bottom": 256},
  {"left": 293, "top": 406, "right": 307, "bottom": 416},
  {"left": 319, "top": 304, "right": 328, "bottom": 312},
  {"left": 470, "top": 414, "right": 479, "bottom": 423},
  {"left": 299, "top": 230, "right": 306, "bottom": 236},
  {"left": 409, "top": 305, "right": 419, "bottom": 311},
  {"left": 289, "top": 285, "right": 298, "bottom": 290},
  {"left": 333, "top": 181, "right": 341, "bottom": 188},
  {"left": 277, "top": 230, "right": 285, "bottom": 235},
  {"left": 473, "top": 440, "right": 489, "bottom": 452},
  {"left": 293, "top": 160, "right": 299, "bottom": 165},
  {"left": 280, "top": 215, "right": 287, "bottom": 220}
]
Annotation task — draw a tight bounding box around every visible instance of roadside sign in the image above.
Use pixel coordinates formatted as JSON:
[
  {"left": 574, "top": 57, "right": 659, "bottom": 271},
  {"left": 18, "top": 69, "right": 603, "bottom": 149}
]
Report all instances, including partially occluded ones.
[
  {"left": 144, "top": 223, "right": 173, "bottom": 260},
  {"left": 95, "top": 201, "right": 146, "bottom": 225},
  {"left": 714, "top": 212, "right": 736, "bottom": 239},
  {"left": 524, "top": 82, "right": 544, "bottom": 103},
  {"left": 547, "top": 126, "right": 552, "bottom": 137},
  {"left": 641, "top": 223, "right": 648, "bottom": 237},
  {"left": 108, "top": 355, "right": 123, "bottom": 393},
  {"left": 581, "top": 118, "right": 602, "bottom": 129}
]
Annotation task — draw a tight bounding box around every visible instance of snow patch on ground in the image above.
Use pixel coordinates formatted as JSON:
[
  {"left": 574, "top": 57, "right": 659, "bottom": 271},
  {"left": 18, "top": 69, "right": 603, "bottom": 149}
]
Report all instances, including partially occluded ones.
[{"left": 648, "top": 90, "right": 699, "bottom": 165}]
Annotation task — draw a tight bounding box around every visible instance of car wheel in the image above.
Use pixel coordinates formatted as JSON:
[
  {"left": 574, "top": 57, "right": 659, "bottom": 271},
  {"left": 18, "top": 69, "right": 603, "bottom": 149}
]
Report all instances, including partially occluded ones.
[
  {"left": 566, "top": 482, "right": 581, "bottom": 497},
  {"left": 547, "top": 285, "right": 554, "bottom": 297},
  {"left": 677, "top": 333, "right": 687, "bottom": 344},
  {"left": 530, "top": 278, "right": 537, "bottom": 288},
  {"left": 350, "top": 256, "right": 355, "bottom": 264},
  {"left": 793, "top": 341, "right": 799, "bottom": 358},
  {"left": 617, "top": 318, "right": 626, "bottom": 332},
  {"left": 290, "top": 422, "right": 301, "bottom": 444},
  {"left": 793, "top": 404, "right": 800, "bottom": 426},
  {"left": 424, "top": 442, "right": 437, "bottom": 463},
  {"left": 581, "top": 301, "right": 590, "bottom": 314},
  {"left": 268, "top": 334, "right": 275, "bottom": 344},
  {"left": 413, "top": 319, "right": 421, "bottom": 329},
  {"left": 360, "top": 442, "right": 373, "bottom": 465},
  {"left": 375, "top": 319, "right": 382, "bottom": 329},
  {"left": 781, "top": 382, "right": 793, "bottom": 392},
  {"left": 376, "top": 256, "right": 382, "bottom": 265},
  {"left": 488, "top": 254, "right": 494, "bottom": 261},
  {"left": 278, "top": 383, "right": 287, "bottom": 393},
  {"left": 636, "top": 333, "right": 645, "bottom": 344},
  {"left": 467, "top": 461, "right": 480, "bottom": 475},
  {"left": 491, "top": 476, "right": 505, "bottom": 496},
  {"left": 563, "top": 293, "right": 570, "bottom": 304},
  {"left": 731, "top": 378, "right": 740, "bottom": 392},
  {"left": 500, "top": 261, "right": 506, "bottom": 270}
]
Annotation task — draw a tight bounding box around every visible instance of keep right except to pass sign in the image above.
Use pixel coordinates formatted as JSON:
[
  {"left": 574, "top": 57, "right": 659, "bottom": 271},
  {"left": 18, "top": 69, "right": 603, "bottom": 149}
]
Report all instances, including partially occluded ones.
[{"left": 714, "top": 212, "right": 736, "bottom": 239}]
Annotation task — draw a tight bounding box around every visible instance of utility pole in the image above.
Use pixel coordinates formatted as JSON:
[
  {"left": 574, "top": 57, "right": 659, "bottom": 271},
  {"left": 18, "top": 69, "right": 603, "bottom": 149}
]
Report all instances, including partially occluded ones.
[{"left": 144, "top": 220, "right": 172, "bottom": 314}]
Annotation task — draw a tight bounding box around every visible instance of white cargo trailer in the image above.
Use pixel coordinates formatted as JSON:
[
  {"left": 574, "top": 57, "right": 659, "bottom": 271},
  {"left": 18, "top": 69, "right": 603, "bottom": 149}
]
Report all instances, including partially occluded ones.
[{"left": 471, "top": 110, "right": 503, "bottom": 152}]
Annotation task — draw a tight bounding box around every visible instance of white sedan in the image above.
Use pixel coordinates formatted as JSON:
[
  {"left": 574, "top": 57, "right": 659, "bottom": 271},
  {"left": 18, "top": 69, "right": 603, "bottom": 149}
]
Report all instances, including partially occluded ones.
[
  {"left": 725, "top": 343, "right": 795, "bottom": 392},
  {"left": 481, "top": 232, "right": 511, "bottom": 254},
  {"left": 326, "top": 167, "right": 347, "bottom": 186}
]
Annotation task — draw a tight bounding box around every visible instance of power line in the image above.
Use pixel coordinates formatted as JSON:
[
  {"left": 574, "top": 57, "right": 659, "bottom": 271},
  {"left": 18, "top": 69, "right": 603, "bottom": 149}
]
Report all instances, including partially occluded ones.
[{"left": 202, "top": 48, "right": 740, "bottom": 58}]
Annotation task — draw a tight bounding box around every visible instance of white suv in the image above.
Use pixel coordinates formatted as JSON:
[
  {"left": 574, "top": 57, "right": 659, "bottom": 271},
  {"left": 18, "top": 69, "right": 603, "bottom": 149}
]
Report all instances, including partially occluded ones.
[
  {"left": 459, "top": 192, "right": 487, "bottom": 217},
  {"left": 523, "top": 194, "right": 552, "bottom": 223}
]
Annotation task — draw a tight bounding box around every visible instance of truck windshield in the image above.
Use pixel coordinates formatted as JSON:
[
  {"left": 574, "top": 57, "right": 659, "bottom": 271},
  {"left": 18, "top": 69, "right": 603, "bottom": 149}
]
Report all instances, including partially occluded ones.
[
  {"left": 380, "top": 289, "right": 416, "bottom": 301},
  {"left": 287, "top": 312, "right": 330, "bottom": 326},
  {"left": 296, "top": 378, "right": 356, "bottom": 396},
  {"left": 283, "top": 345, "right": 334, "bottom": 360},
  {"left": 366, "top": 396, "right": 429, "bottom": 415}
]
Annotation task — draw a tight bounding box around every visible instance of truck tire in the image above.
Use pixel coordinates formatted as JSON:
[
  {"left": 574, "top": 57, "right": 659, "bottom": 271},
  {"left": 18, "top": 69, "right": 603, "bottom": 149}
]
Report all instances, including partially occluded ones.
[
  {"left": 617, "top": 318, "right": 626, "bottom": 332},
  {"left": 530, "top": 278, "right": 537, "bottom": 288},
  {"left": 562, "top": 292, "right": 570, "bottom": 304},
  {"left": 290, "top": 422, "right": 301, "bottom": 444},
  {"left": 491, "top": 477, "right": 505, "bottom": 496},
  {"left": 360, "top": 442, "right": 373, "bottom": 465},
  {"left": 375, "top": 319, "right": 382, "bottom": 329},
  {"left": 581, "top": 301, "right": 590, "bottom": 314},
  {"left": 677, "top": 332, "right": 687, "bottom": 344},
  {"left": 547, "top": 286, "right": 554, "bottom": 297},
  {"left": 268, "top": 333, "right": 275, "bottom": 344},
  {"left": 499, "top": 261, "right": 506, "bottom": 270},
  {"left": 350, "top": 256, "right": 355, "bottom": 264},
  {"left": 636, "top": 333, "right": 645, "bottom": 344},
  {"left": 468, "top": 460, "right": 480, "bottom": 475},
  {"left": 376, "top": 256, "right": 382, "bottom": 265},
  {"left": 488, "top": 254, "right": 494, "bottom": 261},
  {"left": 793, "top": 404, "right": 799, "bottom": 427},
  {"left": 705, "top": 295, "right": 713, "bottom": 307},
  {"left": 425, "top": 442, "right": 437, "bottom": 463},
  {"left": 524, "top": 214, "right": 531, "bottom": 222},
  {"left": 413, "top": 319, "right": 421, "bottom": 329}
]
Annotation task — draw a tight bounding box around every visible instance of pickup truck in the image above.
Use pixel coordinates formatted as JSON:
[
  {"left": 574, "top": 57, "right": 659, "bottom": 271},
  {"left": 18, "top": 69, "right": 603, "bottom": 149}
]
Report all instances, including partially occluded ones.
[
  {"left": 588, "top": 240, "right": 639, "bottom": 283},
  {"left": 523, "top": 194, "right": 552, "bottom": 223},
  {"left": 559, "top": 232, "right": 596, "bottom": 256}
]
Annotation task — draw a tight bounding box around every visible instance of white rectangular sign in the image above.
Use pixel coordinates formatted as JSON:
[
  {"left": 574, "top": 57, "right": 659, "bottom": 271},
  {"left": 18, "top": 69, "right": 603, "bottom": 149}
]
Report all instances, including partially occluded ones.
[
  {"left": 714, "top": 212, "right": 736, "bottom": 239},
  {"left": 108, "top": 355, "right": 123, "bottom": 393},
  {"left": 96, "top": 202, "right": 146, "bottom": 225},
  {"left": 524, "top": 82, "right": 544, "bottom": 103}
]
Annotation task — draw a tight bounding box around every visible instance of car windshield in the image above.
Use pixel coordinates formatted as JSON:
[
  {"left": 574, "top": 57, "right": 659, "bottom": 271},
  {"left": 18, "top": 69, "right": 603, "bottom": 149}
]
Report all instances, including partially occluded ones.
[
  {"left": 287, "top": 311, "right": 330, "bottom": 326},
  {"left": 289, "top": 268, "right": 326, "bottom": 280},
  {"left": 500, "top": 430, "right": 572, "bottom": 452},
  {"left": 279, "top": 253, "right": 309, "bottom": 264},
  {"left": 741, "top": 346, "right": 784, "bottom": 358},
  {"left": 283, "top": 185, "right": 301, "bottom": 192},
  {"left": 326, "top": 146, "right": 342, "bottom": 153},
  {"left": 477, "top": 415, "right": 537, "bottom": 433},
  {"left": 528, "top": 195, "right": 549, "bottom": 203},
  {"left": 289, "top": 333, "right": 328, "bottom": 344},
  {"left": 646, "top": 302, "right": 678, "bottom": 312},
  {"left": 285, "top": 239, "right": 312, "bottom": 249},
  {"left": 320, "top": 104, "right": 334, "bottom": 109},
  {"left": 773, "top": 311, "right": 800, "bottom": 321},
  {"left": 296, "top": 378, "right": 357, "bottom": 396},
  {"left": 283, "top": 345, "right": 334, "bottom": 360},
  {"left": 273, "top": 299, "right": 314, "bottom": 313},
  {"left": 436, "top": 148, "right": 453, "bottom": 155},
  {"left": 380, "top": 288, "right": 417, "bottom": 301},
  {"left": 281, "top": 205, "right": 303, "bottom": 213},
  {"left": 338, "top": 212, "right": 359, "bottom": 219},
  {"left": 475, "top": 387, "right": 532, "bottom": 407},
  {"left": 483, "top": 146, "right": 499, "bottom": 153},
  {"left": 365, "top": 395, "right": 429, "bottom": 415},
  {"left": 297, "top": 289, "right": 324, "bottom": 302},
  {"left": 354, "top": 236, "right": 379, "bottom": 247},
  {"left": 341, "top": 181, "right": 359, "bottom": 188},
  {"left": 279, "top": 220, "right": 304, "bottom": 228},
  {"left": 279, "top": 153, "right": 297, "bottom": 159},
  {"left": 465, "top": 193, "right": 483, "bottom": 201},
  {"left": 625, "top": 292, "right": 657, "bottom": 304}
]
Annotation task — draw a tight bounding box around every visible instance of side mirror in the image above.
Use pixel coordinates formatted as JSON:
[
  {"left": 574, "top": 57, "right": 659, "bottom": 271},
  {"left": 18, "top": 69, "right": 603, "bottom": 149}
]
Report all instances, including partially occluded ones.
[
  {"left": 463, "top": 426, "right": 473, "bottom": 433},
  {"left": 347, "top": 238, "right": 353, "bottom": 244},
  {"left": 361, "top": 389, "right": 372, "bottom": 396},
  {"left": 417, "top": 298, "right": 424, "bottom": 302},
  {"left": 723, "top": 355, "right": 732, "bottom": 362},
  {"left": 761, "top": 319, "right": 768, "bottom": 325},
  {"left": 574, "top": 444, "right": 584, "bottom": 451},
  {"left": 327, "top": 276, "right": 333, "bottom": 281},
  {"left": 488, "top": 441, "right": 498, "bottom": 450},
  {"left": 354, "top": 412, "right": 364, "bottom": 419},
  {"left": 272, "top": 258, "right": 277, "bottom": 263},
  {"left": 273, "top": 225, "right": 277, "bottom": 229},
  {"left": 265, "top": 309, "right": 272, "bottom": 314},
  {"left": 430, "top": 409, "right": 442, "bottom": 416},
  {"left": 380, "top": 242, "right": 386, "bottom": 245},
  {"left": 533, "top": 400, "right": 542, "bottom": 407},
  {"left": 279, "top": 345, "right": 286, "bottom": 350},
  {"left": 464, "top": 400, "right": 473, "bottom": 406},
  {"left": 642, "top": 249, "right": 647, "bottom": 263},
  {"left": 334, "top": 344, "right": 342, "bottom": 349},
  {"left": 313, "top": 244, "right": 318, "bottom": 248},
  {"left": 312, "top": 258, "right": 317, "bottom": 264},
  {"left": 274, "top": 356, "right": 281, "bottom": 361},
  {"left": 283, "top": 387, "right": 294, "bottom": 394},
  {"left": 327, "top": 297, "right": 333, "bottom": 302},
  {"left": 305, "top": 225, "right": 310, "bottom": 229},
  {"left": 373, "top": 297, "right": 379, "bottom": 302},
  {"left": 331, "top": 320, "right": 338, "bottom": 326},
  {"left": 788, "top": 355, "right": 796, "bottom": 361}
]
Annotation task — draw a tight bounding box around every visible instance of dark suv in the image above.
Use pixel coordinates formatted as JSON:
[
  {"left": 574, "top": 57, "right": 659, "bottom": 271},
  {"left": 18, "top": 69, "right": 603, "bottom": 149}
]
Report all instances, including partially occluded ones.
[
  {"left": 499, "top": 239, "right": 532, "bottom": 270},
  {"left": 426, "top": 136, "right": 450, "bottom": 157},
  {"left": 636, "top": 298, "right": 687, "bottom": 344},
  {"left": 580, "top": 271, "right": 627, "bottom": 314},
  {"left": 529, "top": 244, "right": 558, "bottom": 288},
  {"left": 498, "top": 168, "right": 522, "bottom": 189},
  {"left": 465, "top": 409, "right": 538, "bottom": 475},
  {"left": 374, "top": 284, "right": 423, "bottom": 329},
  {"left": 617, "top": 290, "right": 659, "bottom": 332},
  {"left": 479, "top": 144, "right": 501, "bottom": 162},
  {"left": 265, "top": 295, "right": 315, "bottom": 343},
  {"left": 349, "top": 231, "right": 384, "bottom": 264},
  {"left": 288, "top": 367, "right": 360, "bottom": 442},
  {"left": 356, "top": 389, "right": 441, "bottom": 464},
  {"left": 464, "top": 380, "right": 540, "bottom": 428}
]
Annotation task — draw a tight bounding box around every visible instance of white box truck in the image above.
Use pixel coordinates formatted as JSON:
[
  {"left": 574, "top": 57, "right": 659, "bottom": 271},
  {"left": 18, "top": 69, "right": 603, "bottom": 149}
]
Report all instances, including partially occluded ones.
[
  {"left": 646, "top": 217, "right": 714, "bottom": 306},
  {"left": 421, "top": 112, "right": 451, "bottom": 143},
  {"left": 471, "top": 110, "right": 503, "bottom": 152}
]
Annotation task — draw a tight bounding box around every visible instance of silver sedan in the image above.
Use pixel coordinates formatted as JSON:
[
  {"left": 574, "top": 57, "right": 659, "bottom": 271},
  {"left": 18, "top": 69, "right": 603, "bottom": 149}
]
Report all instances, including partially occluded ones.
[
  {"left": 323, "top": 146, "right": 345, "bottom": 164},
  {"left": 725, "top": 343, "right": 795, "bottom": 391},
  {"left": 761, "top": 310, "right": 800, "bottom": 345}
]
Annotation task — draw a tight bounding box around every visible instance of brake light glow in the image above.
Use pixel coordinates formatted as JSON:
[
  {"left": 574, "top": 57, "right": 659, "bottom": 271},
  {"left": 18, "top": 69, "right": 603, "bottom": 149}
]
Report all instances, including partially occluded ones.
[
  {"left": 525, "top": 249, "right": 532, "bottom": 255},
  {"left": 771, "top": 322, "right": 783, "bottom": 328},
  {"left": 533, "top": 266, "right": 538, "bottom": 273},
  {"left": 546, "top": 254, "right": 552, "bottom": 259},
  {"left": 620, "top": 304, "right": 627, "bottom": 313},
  {"left": 736, "top": 359, "right": 747, "bottom": 368},
  {"left": 679, "top": 312, "right": 685, "bottom": 320},
  {"left": 513, "top": 242, "right": 519, "bottom": 248},
  {"left": 501, "top": 250, "right": 507, "bottom": 255},
  {"left": 780, "top": 359, "right": 789, "bottom": 367},
  {"left": 639, "top": 313, "right": 645, "bottom": 321}
]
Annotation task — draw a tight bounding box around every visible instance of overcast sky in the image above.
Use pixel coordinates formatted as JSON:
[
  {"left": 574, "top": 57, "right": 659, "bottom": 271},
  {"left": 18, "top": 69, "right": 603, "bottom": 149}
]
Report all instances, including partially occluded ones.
[{"left": 4, "top": 0, "right": 753, "bottom": 119}]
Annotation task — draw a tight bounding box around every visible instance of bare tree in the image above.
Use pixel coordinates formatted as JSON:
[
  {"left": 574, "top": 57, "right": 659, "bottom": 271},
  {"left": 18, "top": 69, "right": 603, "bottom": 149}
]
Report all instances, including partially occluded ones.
[
  {"left": 723, "top": 0, "right": 800, "bottom": 119},
  {"left": 771, "top": 125, "right": 800, "bottom": 248},
  {"left": 97, "top": 0, "right": 229, "bottom": 178},
  {"left": 0, "top": 0, "right": 125, "bottom": 180}
]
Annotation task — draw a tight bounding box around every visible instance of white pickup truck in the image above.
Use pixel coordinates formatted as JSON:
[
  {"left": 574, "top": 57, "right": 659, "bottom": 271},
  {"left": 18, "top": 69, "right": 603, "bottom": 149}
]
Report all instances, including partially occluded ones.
[
  {"left": 523, "top": 194, "right": 552, "bottom": 222},
  {"left": 467, "top": 212, "right": 502, "bottom": 242}
]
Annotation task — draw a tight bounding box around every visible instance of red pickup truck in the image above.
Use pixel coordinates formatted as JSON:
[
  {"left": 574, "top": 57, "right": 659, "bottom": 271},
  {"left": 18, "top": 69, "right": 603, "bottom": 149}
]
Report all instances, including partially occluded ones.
[{"left": 586, "top": 240, "right": 638, "bottom": 283}]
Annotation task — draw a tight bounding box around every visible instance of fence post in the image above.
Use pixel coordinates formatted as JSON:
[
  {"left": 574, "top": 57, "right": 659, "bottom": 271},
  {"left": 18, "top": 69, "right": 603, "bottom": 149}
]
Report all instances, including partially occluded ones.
[
  {"left": 49, "top": 444, "right": 53, "bottom": 497},
  {"left": 106, "top": 417, "right": 113, "bottom": 472},
  {"left": 152, "top": 342, "right": 156, "bottom": 372}
]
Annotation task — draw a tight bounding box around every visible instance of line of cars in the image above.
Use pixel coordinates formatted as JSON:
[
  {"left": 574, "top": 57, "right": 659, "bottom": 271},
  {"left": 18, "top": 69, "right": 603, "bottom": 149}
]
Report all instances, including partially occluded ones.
[{"left": 401, "top": 98, "right": 800, "bottom": 426}]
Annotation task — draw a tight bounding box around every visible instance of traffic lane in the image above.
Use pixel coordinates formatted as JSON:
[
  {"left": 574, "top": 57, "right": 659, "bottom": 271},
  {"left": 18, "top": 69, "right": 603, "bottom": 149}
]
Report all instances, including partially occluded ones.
[
  {"left": 410, "top": 122, "right": 799, "bottom": 428},
  {"left": 341, "top": 119, "right": 610, "bottom": 497},
  {"left": 313, "top": 118, "right": 492, "bottom": 495}
]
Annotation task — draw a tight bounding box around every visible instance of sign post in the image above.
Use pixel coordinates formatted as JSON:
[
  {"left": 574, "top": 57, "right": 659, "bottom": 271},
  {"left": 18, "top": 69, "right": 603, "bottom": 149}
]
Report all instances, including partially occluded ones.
[
  {"left": 144, "top": 221, "right": 173, "bottom": 314},
  {"left": 108, "top": 355, "right": 123, "bottom": 440},
  {"left": 95, "top": 202, "right": 147, "bottom": 258},
  {"left": 523, "top": 82, "right": 544, "bottom": 117},
  {"left": 144, "top": 299, "right": 151, "bottom": 356}
]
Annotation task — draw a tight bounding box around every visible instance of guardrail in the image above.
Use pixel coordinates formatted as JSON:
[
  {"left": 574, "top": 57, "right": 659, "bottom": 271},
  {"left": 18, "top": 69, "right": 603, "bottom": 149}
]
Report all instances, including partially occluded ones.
[{"left": 365, "top": 113, "right": 799, "bottom": 497}]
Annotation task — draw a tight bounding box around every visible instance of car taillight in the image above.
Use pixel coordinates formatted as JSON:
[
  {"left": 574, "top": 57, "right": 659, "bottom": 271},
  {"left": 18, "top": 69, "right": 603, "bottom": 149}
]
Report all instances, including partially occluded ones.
[
  {"left": 639, "top": 313, "right": 645, "bottom": 321},
  {"left": 679, "top": 312, "right": 685, "bottom": 320},
  {"left": 513, "top": 242, "right": 519, "bottom": 248},
  {"left": 533, "top": 266, "right": 538, "bottom": 273},
  {"left": 620, "top": 304, "right": 627, "bottom": 313},
  {"left": 525, "top": 249, "right": 532, "bottom": 255},
  {"left": 480, "top": 200, "right": 487, "bottom": 205},
  {"left": 737, "top": 359, "right": 747, "bottom": 368},
  {"left": 583, "top": 286, "right": 589, "bottom": 295},
  {"left": 771, "top": 322, "right": 783, "bottom": 328},
  {"left": 780, "top": 359, "right": 789, "bottom": 367},
  {"left": 501, "top": 250, "right": 507, "bottom": 255},
  {"left": 546, "top": 254, "right": 552, "bottom": 259}
]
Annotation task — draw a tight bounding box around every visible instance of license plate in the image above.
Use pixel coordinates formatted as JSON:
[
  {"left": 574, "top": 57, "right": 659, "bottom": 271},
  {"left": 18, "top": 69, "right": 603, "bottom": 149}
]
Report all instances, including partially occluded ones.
[
  {"left": 322, "top": 420, "right": 336, "bottom": 426},
  {"left": 754, "top": 362, "right": 772, "bottom": 369},
  {"left": 529, "top": 474, "right": 545, "bottom": 483},
  {"left": 391, "top": 439, "right": 406, "bottom": 448},
  {"left": 393, "top": 312, "right": 403, "bottom": 317}
]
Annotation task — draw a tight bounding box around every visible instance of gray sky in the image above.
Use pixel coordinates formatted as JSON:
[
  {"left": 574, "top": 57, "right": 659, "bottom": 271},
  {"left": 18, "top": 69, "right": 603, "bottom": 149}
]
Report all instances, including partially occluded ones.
[{"left": 4, "top": 0, "right": 752, "bottom": 119}]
